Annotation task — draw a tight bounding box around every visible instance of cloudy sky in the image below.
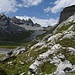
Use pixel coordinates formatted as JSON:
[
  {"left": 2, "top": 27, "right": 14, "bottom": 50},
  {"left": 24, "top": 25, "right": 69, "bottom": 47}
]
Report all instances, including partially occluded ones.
[{"left": 0, "top": 0, "right": 75, "bottom": 27}]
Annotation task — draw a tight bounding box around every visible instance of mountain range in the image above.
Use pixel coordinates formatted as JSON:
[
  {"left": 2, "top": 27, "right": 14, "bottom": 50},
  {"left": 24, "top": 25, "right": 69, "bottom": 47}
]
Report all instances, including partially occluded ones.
[{"left": 0, "top": 14, "right": 45, "bottom": 43}]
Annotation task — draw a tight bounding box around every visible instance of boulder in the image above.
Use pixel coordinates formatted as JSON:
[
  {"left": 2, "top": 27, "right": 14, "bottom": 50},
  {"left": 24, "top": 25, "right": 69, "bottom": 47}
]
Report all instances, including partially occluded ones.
[
  {"left": 64, "top": 67, "right": 72, "bottom": 72},
  {"left": 7, "top": 46, "right": 26, "bottom": 56}
]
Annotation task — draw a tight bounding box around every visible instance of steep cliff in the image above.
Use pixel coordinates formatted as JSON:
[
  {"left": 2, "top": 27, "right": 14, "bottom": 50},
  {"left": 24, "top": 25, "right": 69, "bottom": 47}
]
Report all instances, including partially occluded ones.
[{"left": 59, "top": 5, "right": 75, "bottom": 24}]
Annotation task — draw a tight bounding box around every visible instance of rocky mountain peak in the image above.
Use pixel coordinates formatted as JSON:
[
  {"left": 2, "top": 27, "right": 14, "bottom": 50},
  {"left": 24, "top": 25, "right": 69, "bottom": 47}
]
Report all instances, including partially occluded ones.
[
  {"left": 11, "top": 17, "right": 41, "bottom": 27},
  {"left": 0, "top": 14, "right": 8, "bottom": 21},
  {"left": 25, "top": 18, "right": 34, "bottom": 26},
  {"left": 28, "top": 18, "right": 33, "bottom": 22},
  {"left": 0, "top": 13, "right": 6, "bottom": 17},
  {"left": 11, "top": 16, "right": 25, "bottom": 25},
  {"left": 59, "top": 5, "right": 75, "bottom": 24}
]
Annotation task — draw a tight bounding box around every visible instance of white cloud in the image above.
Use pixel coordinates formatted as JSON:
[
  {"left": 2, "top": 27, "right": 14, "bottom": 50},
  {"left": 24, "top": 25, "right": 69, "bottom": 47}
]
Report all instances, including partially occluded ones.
[
  {"left": 44, "top": 6, "right": 51, "bottom": 13},
  {"left": 52, "top": 0, "right": 75, "bottom": 13},
  {"left": 16, "top": 16, "right": 58, "bottom": 27},
  {"left": 0, "top": 0, "right": 43, "bottom": 13},
  {"left": 22, "top": 0, "right": 43, "bottom": 7},
  {"left": 44, "top": 0, "right": 75, "bottom": 13},
  {"left": 0, "top": 0, "right": 18, "bottom": 13}
]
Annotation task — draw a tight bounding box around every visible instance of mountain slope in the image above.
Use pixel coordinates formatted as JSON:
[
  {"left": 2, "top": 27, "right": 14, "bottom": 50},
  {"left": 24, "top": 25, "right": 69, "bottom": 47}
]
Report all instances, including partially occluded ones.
[{"left": 28, "top": 19, "right": 75, "bottom": 75}]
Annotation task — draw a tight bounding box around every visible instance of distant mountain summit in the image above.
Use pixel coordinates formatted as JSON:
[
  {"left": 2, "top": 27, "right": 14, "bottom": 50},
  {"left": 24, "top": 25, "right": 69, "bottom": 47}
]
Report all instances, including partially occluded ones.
[
  {"left": 11, "top": 16, "right": 41, "bottom": 27},
  {"left": 0, "top": 14, "right": 25, "bottom": 34},
  {"left": 0, "top": 14, "right": 44, "bottom": 42},
  {"left": 11, "top": 16, "right": 25, "bottom": 25},
  {"left": 59, "top": 5, "right": 75, "bottom": 24}
]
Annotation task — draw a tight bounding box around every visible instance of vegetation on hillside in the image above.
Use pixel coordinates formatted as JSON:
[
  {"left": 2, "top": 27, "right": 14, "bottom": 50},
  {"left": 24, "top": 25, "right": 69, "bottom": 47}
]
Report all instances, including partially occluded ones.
[{"left": 0, "top": 21, "right": 75, "bottom": 75}]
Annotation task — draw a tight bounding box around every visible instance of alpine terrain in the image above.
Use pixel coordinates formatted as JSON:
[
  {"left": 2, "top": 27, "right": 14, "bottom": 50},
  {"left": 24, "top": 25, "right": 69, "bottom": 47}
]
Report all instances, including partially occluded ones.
[{"left": 0, "top": 5, "right": 75, "bottom": 75}]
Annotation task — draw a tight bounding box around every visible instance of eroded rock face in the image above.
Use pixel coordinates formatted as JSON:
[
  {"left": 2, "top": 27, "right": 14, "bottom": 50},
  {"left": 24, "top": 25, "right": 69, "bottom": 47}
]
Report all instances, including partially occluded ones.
[{"left": 59, "top": 5, "right": 75, "bottom": 24}]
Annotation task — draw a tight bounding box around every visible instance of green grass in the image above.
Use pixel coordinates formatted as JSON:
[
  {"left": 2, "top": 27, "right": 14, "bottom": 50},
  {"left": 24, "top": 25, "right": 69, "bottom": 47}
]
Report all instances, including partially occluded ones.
[
  {"left": 40, "top": 61, "right": 56, "bottom": 75},
  {"left": 55, "top": 22, "right": 75, "bottom": 34},
  {"left": 67, "top": 54, "right": 75, "bottom": 65},
  {"left": 0, "top": 54, "right": 5, "bottom": 58},
  {"left": 5, "top": 61, "right": 33, "bottom": 75},
  {"left": 30, "top": 46, "right": 49, "bottom": 59},
  {"left": 0, "top": 51, "right": 33, "bottom": 75},
  {"left": 0, "top": 45, "right": 18, "bottom": 49},
  {"left": 0, "top": 21, "right": 75, "bottom": 75},
  {"left": 57, "top": 38, "right": 75, "bottom": 48},
  {"left": 11, "top": 31, "right": 33, "bottom": 43},
  {"left": 0, "top": 67, "right": 7, "bottom": 75},
  {"left": 55, "top": 25, "right": 70, "bottom": 34},
  {"left": 0, "top": 43, "right": 49, "bottom": 75},
  {"left": 0, "top": 30, "right": 35, "bottom": 49},
  {"left": 73, "top": 24, "right": 75, "bottom": 32},
  {"left": 57, "top": 48, "right": 75, "bottom": 65},
  {"left": 36, "top": 31, "right": 50, "bottom": 41},
  {"left": 0, "top": 30, "right": 34, "bottom": 47}
]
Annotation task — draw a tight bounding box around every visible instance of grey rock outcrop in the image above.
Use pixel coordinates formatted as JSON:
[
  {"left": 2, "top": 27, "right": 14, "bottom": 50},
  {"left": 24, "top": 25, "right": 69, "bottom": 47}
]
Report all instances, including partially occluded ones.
[
  {"left": 1, "top": 46, "right": 26, "bottom": 62},
  {"left": 59, "top": 5, "right": 75, "bottom": 24}
]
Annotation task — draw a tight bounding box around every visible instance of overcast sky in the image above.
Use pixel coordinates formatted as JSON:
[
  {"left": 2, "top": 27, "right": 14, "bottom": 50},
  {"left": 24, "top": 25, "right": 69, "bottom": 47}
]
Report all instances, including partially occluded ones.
[{"left": 0, "top": 0, "right": 75, "bottom": 27}]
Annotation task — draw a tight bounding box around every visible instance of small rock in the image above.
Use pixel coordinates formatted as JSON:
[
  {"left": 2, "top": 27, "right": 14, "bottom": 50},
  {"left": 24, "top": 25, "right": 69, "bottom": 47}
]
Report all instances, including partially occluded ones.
[
  {"left": 20, "top": 72, "right": 26, "bottom": 75},
  {"left": 57, "top": 71, "right": 65, "bottom": 75},
  {"left": 19, "top": 61, "right": 24, "bottom": 65},
  {"left": 64, "top": 67, "right": 72, "bottom": 72},
  {"left": 8, "top": 61, "right": 13, "bottom": 65}
]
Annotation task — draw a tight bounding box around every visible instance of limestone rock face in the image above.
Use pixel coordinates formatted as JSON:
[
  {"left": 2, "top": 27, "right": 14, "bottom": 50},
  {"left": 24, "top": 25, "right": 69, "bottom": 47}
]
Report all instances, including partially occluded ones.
[{"left": 59, "top": 5, "right": 75, "bottom": 24}]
